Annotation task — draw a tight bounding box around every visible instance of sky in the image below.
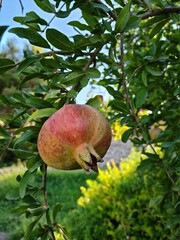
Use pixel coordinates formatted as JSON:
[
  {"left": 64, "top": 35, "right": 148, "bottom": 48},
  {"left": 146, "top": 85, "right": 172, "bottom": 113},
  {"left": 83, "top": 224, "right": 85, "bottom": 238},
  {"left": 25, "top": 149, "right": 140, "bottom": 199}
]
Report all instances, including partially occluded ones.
[{"left": 0, "top": 0, "right": 110, "bottom": 103}]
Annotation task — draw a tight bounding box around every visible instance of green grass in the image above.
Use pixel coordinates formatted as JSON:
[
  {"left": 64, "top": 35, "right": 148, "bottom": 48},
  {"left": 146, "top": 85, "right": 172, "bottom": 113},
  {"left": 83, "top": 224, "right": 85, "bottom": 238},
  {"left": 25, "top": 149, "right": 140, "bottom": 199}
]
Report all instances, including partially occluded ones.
[{"left": 0, "top": 166, "right": 97, "bottom": 239}]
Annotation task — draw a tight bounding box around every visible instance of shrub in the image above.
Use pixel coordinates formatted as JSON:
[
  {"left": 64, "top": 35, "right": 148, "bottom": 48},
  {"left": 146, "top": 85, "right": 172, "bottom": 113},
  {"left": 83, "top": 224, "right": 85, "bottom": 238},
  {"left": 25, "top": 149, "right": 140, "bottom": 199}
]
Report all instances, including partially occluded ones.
[{"left": 64, "top": 149, "right": 170, "bottom": 240}]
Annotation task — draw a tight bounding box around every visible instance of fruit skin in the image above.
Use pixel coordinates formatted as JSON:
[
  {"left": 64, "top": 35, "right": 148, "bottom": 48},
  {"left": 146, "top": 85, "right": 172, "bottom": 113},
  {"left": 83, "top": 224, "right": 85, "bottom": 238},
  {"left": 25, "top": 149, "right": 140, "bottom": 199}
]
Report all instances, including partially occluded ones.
[{"left": 37, "top": 104, "right": 112, "bottom": 174}]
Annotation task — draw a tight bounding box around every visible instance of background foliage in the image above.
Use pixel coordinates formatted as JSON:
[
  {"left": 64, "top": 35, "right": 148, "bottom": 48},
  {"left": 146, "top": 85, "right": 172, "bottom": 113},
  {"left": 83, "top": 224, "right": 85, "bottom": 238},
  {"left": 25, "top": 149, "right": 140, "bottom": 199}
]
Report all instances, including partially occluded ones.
[
  {"left": 0, "top": 0, "right": 179, "bottom": 239},
  {"left": 65, "top": 149, "right": 171, "bottom": 240}
]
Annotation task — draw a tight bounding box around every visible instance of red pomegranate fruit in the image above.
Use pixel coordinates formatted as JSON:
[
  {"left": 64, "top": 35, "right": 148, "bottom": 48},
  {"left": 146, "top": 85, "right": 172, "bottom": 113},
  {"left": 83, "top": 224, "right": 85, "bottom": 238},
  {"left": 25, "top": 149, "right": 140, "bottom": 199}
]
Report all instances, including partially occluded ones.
[{"left": 37, "top": 104, "right": 112, "bottom": 174}]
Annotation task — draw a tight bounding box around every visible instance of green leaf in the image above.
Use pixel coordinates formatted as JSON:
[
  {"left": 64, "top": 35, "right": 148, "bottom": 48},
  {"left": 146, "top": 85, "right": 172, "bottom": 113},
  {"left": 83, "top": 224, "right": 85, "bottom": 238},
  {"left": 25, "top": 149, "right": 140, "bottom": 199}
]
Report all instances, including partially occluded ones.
[
  {"left": 46, "top": 28, "right": 74, "bottom": 51},
  {"left": 161, "top": 142, "right": 174, "bottom": 148},
  {"left": 149, "top": 19, "right": 169, "bottom": 38},
  {"left": 56, "top": 9, "right": 73, "bottom": 18},
  {"left": 34, "top": 0, "right": 55, "bottom": 13},
  {"left": 135, "top": 89, "right": 148, "bottom": 108},
  {"left": 6, "top": 187, "right": 20, "bottom": 201},
  {"left": 17, "top": 55, "right": 43, "bottom": 74},
  {"left": 121, "top": 128, "right": 133, "bottom": 142},
  {"left": 143, "top": 153, "right": 159, "bottom": 161},
  {"left": 0, "top": 25, "right": 9, "bottom": 40},
  {"left": 66, "top": 89, "right": 77, "bottom": 98},
  {"left": 80, "top": 75, "right": 89, "bottom": 87},
  {"left": 115, "top": 0, "right": 131, "bottom": 33},
  {"left": 92, "top": 2, "right": 110, "bottom": 12},
  {"left": 28, "top": 108, "right": 57, "bottom": 121},
  {"left": 149, "top": 195, "right": 164, "bottom": 208},
  {"left": 19, "top": 170, "right": 34, "bottom": 198},
  {"left": 0, "top": 58, "right": 15, "bottom": 73},
  {"left": 124, "top": 16, "right": 140, "bottom": 31},
  {"left": 143, "top": 15, "right": 166, "bottom": 28},
  {"left": 20, "top": 72, "right": 46, "bottom": 87},
  {"left": 131, "top": 138, "right": 145, "bottom": 145},
  {"left": 61, "top": 71, "right": 85, "bottom": 85},
  {"left": 141, "top": 71, "right": 148, "bottom": 86},
  {"left": 26, "top": 97, "right": 53, "bottom": 109},
  {"left": 137, "top": 159, "right": 154, "bottom": 172},
  {"left": 23, "top": 195, "right": 40, "bottom": 205},
  {"left": 24, "top": 215, "right": 42, "bottom": 240},
  {"left": 82, "top": 11, "right": 99, "bottom": 28},
  {"left": 86, "top": 95, "right": 103, "bottom": 109},
  {"left": 106, "top": 86, "right": 124, "bottom": 99},
  {"left": 172, "top": 179, "right": 180, "bottom": 192},
  {"left": 68, "top": 21, "right": 92, "bottom": 31},
  {"left": 11, "top": 204, "right": 30, "bottom": 215},
  {"left": 87, "top": 68, "right": 101, "bottom": 78},
  {"left": 0, "top": 126, "right": 11, "bottom": 139},
  {"left": 110, "top": 100, "right": 129, "bottom": 114},
  {"left": 14, "top": 130, "right": 39, "bottom": 146},
  {"left": 53, "top": 203, "right": 62, "bottom": 222},
  {"left": 27, "top": 157, "right": 43, "bottom": 172},
  {"left": 40, "top": 58, "right": 60, "bottom": 69},
  {"left": 9, "top": 28, "right": 50, "bottom": 48},
  {"left": 167, "top": 215, "right": 180, "bottom": 228},
  {"left": 8, "top": 148, "right": 36, "bottom": 159},
  {"left": 26, "top": 206, "right": 47, "bottom": 218},
  {"left": 102, "top": 19, "right": 112, "bottom": 32},
  {"left": 14, "top": 126, "right": 39, "bottom": 135},
  {"left": 14, "top": 11, "right": 47, "bottom": 25},
  {"left": 145, "top": 66, "right": 163, "bottom": 76}
]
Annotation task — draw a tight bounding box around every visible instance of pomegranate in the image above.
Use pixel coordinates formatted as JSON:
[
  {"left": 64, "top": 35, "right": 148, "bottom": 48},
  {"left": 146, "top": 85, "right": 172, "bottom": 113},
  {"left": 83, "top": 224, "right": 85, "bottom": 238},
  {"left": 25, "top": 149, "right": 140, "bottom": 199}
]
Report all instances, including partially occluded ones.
[{"left": 37, "top": 104, "right": 112, "bottom": 174}]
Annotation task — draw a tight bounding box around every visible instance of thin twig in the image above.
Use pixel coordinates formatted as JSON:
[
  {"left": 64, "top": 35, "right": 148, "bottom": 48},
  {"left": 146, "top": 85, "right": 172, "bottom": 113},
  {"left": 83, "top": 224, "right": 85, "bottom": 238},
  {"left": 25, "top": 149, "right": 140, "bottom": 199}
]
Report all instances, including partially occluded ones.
[
  {"left": 42, "top": 165, "right": 56, "bottom": 238},
  {"left": 42, "top": 164, "right": 48, "bottom": 207},
  {"left": 140, "top": 0, "right": 153, "bottom": 11},
  {"left": 13, "top": 49, "right": 93, "bottom": 69},
  {"left": 13, "top": 50, "right": 74, "bottom": 69},
  {"left": 19, "top": 0, "right": 24, "bottom": 13},
  {"left": 0, "top": 135, "right": 14, "bottom": 162},
  {"left": 120, "top": 33, "right": 139, "bottom": 123},
  {"left": 42, "top": 14, "right": 56, "bottom": 33},
  {"left": 82, "top": 46, "right": 103, "bottom": 72},
  {"left": 65, "top": 46, "right": 103, "bottom": 105}
]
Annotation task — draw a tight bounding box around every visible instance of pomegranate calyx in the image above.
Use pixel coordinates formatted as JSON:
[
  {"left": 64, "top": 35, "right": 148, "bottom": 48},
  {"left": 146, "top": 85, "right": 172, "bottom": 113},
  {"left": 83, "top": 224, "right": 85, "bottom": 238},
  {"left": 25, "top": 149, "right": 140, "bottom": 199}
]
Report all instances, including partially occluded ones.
[{"left": 75, "top": 144, "right": 101, "bottom": 174}]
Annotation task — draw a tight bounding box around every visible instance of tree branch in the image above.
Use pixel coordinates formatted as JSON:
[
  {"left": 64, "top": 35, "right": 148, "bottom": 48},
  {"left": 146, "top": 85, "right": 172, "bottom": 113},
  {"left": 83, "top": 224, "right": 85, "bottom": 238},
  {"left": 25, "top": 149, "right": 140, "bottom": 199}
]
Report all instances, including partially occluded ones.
[
  {"left": 139, "top": 6, "right": 180, "bottom": 19},
  {"left": 95, "top": 0, "right": 180, "bottom": 21},
  {"left": 82, "top": 46, "right": 103, "bottom": 72}
]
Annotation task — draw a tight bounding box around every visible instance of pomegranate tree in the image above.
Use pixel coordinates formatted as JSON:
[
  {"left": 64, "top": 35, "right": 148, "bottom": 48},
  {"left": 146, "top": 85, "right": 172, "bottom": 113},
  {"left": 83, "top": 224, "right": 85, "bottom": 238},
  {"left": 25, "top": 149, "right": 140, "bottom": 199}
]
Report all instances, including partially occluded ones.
[{"left": 37, "top": 104, "right": 112, "bottom": 174}]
